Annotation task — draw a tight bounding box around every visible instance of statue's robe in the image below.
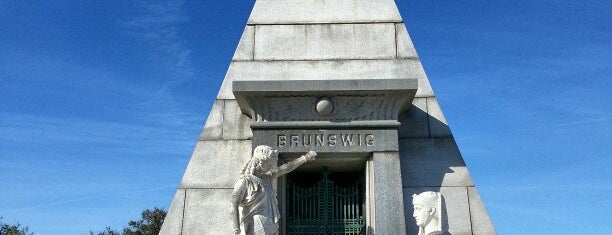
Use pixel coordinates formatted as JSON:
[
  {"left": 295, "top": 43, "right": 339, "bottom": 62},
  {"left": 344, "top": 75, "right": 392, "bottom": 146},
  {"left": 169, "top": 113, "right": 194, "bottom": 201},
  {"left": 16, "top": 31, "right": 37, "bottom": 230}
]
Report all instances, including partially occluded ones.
[{"left": 232, "top": 174, "right": 280, "bottom": 235}]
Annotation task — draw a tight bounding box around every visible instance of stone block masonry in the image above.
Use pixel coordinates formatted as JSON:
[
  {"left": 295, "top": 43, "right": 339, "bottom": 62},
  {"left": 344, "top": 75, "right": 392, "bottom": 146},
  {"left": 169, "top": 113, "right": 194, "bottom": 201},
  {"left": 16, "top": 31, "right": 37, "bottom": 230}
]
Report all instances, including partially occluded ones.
[
  {"left": 160, "top": 0, "right": 496, "bottom": 234},
  {"left": 254, "top": 24, "right": 397, "bottom": 60}
]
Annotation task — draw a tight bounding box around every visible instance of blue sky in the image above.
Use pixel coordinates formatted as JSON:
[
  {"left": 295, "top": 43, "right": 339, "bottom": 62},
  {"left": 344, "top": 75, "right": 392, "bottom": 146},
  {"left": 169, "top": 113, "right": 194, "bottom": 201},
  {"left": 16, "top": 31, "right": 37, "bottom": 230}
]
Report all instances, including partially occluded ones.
[{"left": 0, "top": 0, "right": 610, "bottom": 234}]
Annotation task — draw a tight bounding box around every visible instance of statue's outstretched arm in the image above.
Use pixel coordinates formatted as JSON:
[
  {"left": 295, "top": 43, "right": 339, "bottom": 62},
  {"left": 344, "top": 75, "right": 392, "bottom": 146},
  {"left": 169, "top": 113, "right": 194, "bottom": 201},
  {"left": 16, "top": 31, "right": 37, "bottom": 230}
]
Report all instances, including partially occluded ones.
[{"left": 269, "top": 151, "right": 316, "bottom": 177}]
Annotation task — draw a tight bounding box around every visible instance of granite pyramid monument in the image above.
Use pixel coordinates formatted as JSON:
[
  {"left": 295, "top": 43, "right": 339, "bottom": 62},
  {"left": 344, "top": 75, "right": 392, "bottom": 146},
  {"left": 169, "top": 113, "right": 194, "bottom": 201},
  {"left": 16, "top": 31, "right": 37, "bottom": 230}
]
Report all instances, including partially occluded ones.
[{"left": 160, "top": 1, "right": 495, "bottom": 234}]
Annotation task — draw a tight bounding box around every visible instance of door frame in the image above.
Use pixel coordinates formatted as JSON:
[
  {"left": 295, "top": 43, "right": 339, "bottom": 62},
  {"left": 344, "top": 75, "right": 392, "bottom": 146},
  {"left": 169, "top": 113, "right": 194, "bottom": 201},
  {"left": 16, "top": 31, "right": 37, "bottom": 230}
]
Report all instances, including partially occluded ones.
[{"left": 278, "top": 154, "right": 375, "bottom": 235}]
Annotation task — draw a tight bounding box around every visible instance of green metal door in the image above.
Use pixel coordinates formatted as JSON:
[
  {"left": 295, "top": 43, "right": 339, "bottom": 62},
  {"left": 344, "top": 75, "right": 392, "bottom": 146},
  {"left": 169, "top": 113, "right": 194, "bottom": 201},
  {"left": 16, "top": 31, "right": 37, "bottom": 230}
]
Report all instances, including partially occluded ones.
[{"left": 286, "top": 169, "right": 365, "bottom": 235}]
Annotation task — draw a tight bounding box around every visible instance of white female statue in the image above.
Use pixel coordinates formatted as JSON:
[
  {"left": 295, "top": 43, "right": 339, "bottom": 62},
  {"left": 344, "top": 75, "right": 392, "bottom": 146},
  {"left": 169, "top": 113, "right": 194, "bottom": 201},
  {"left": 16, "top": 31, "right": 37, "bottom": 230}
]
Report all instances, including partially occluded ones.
[
  {"left": 229, "top": 145, "right": 316, "bottom": 235},
  {"left": 412, "top": 191, "right": 443, "bottom": 235}
]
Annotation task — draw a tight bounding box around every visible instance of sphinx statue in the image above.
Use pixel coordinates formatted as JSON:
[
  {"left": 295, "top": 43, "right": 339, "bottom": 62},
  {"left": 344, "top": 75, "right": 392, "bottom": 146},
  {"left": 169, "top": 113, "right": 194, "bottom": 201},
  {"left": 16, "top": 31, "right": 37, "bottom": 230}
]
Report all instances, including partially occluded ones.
[
  {"left": 412, "top": 191, "right": 443, "bottom": 235},
  {"left": 229, "top": 145, "right": 316, "bottom": 235}
]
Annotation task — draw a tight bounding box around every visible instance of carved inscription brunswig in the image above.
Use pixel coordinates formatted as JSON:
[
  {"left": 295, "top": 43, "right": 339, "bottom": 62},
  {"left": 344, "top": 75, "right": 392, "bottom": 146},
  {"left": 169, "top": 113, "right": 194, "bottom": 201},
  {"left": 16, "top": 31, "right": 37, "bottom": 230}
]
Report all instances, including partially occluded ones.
[
  {"left": 254, "top": 129, "right": 394, "bottom": 152},
  {"left": 277, "top": 133, "right": 375, "bottom": 148}
]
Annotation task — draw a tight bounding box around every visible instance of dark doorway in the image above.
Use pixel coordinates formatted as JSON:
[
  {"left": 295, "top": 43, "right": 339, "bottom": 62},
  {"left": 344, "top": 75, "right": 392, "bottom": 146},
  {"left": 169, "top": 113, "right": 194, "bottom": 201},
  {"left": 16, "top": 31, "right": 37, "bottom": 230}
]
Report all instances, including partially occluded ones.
[{"left": 285, "top": 169, "right": 365, "bottom": 235}]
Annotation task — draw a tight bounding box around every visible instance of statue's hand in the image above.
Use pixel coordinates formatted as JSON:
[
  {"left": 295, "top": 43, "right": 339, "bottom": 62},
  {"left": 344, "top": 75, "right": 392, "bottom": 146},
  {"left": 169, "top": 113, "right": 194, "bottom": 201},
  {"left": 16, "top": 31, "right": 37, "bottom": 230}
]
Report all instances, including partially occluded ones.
[{"left": 304, "top": 151, "right": 317, "bottom": 161}]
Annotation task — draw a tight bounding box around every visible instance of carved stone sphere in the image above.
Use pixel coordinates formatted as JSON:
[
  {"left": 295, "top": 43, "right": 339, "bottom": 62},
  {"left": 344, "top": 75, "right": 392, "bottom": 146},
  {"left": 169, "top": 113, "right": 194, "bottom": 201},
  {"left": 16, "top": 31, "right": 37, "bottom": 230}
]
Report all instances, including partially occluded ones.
[{"left": 316, "top": 98, "right": 334, "bottom": 115}]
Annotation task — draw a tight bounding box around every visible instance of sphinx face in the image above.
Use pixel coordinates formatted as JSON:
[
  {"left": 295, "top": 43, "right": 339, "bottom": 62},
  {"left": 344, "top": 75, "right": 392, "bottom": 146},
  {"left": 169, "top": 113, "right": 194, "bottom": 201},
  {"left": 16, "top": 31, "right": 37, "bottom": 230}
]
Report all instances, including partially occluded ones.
[{"left": 413, "top": 204, "right": 432, "bottom": 227}]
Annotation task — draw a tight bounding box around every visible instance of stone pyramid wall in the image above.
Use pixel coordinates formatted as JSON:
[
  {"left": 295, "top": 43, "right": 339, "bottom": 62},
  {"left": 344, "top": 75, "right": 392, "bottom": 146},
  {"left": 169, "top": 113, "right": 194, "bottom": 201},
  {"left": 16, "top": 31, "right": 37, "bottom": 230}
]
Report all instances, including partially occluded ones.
[{"left": 160, "top": 0, "right": 495, "bottom": 234}]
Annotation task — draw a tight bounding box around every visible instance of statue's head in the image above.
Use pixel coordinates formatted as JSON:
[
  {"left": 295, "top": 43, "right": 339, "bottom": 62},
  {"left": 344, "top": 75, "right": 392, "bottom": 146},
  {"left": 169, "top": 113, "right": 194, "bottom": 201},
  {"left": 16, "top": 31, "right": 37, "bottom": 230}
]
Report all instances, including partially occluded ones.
[
  {"left": 241, "top": 145, "right": 279, "bottom": 175},
  {"left": 412, "top": 191, "right": 442, "bottom": 234}
]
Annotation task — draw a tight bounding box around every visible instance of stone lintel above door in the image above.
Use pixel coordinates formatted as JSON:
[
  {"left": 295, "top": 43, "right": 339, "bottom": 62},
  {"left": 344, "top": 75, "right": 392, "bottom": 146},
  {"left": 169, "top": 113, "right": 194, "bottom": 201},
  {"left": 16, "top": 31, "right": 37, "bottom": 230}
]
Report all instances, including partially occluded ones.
[{"left": 232, "top": 79, "right": 418, "bottom": 125}]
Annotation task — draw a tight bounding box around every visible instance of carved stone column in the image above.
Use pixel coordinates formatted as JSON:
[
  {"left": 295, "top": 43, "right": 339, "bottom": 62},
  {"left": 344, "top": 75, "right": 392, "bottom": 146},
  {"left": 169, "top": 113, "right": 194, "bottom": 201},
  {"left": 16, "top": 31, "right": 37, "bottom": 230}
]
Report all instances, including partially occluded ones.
[{"left": 372, "top": 151, "right": 406, "bottom": 234}]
